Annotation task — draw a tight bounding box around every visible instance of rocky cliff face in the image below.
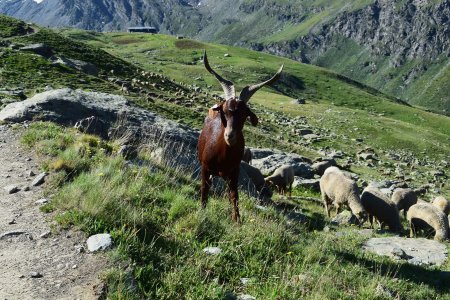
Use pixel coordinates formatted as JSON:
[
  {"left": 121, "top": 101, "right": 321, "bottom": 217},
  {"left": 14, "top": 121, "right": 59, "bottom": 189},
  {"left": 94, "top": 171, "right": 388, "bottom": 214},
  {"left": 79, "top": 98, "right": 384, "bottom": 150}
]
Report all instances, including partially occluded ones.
[
  {"left": 0, "top": 0, "right": 202, "bottom": 33},
  {"left": 257, "top": 0, "right": 450, "bottom": 63}
]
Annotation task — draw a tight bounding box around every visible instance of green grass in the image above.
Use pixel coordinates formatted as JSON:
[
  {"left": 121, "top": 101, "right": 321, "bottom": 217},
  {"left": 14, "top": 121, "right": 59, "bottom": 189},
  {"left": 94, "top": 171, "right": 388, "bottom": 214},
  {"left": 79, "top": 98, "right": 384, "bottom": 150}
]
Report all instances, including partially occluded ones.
[
  {"left": 22, "top": 122, "right": 450, "bottom": 299},
  {"left": 0, "top": 14, "right": 31, "bottom": 38}
]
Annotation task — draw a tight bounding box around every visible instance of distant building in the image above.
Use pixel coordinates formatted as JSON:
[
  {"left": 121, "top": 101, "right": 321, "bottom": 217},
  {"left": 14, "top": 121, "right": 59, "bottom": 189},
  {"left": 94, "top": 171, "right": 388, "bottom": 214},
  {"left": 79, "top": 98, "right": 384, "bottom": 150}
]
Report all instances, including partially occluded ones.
[{"left": 127, "top": 27, "right": 157, "bottom": 34}]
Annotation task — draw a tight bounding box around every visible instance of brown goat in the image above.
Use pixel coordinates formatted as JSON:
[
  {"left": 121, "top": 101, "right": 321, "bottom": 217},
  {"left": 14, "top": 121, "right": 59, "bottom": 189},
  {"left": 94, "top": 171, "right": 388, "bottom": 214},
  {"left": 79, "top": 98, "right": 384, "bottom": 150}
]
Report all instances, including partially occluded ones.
[{"left": 197, "top": 51, "right": 282, "bottom": 222}]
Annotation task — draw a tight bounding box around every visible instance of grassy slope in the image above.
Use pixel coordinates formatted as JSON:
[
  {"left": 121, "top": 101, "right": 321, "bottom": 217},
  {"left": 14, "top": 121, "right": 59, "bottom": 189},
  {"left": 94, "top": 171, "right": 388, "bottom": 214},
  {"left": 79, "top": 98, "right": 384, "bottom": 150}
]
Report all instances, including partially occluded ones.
[
  {"left": 62, "top": 30, "right": 450, "bottom": 161},
  {"left": 23, "top": 122, "right": 450, "bottom": 299},
  {"left": 314, "top": 35, "right": 450, "bottom": 114}
]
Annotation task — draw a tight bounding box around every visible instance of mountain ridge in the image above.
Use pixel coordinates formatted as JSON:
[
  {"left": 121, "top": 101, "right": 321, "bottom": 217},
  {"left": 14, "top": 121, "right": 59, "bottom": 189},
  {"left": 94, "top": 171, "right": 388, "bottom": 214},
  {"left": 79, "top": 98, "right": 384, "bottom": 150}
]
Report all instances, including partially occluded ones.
[{"left": 0, "top": 0, "right": 449, "bottom": 114}]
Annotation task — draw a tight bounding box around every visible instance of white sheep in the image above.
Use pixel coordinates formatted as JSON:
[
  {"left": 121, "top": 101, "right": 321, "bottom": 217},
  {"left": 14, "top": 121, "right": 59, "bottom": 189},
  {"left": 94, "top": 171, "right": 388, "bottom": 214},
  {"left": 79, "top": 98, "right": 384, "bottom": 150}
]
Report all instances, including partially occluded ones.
[
  {"left": 432, "top": 196, "right": 450, "bottom": 215},
  {"left": 264, "top": 165, "right": 294, "bottom": 196},
  {"left": 391, "top": 188, "right": 417, "bottom": 218},
  {"left": 407, "top": 203, "right": 449, "bottom": 241},
  {"left": 319, "top": 166, "right": 367, "bottom": 223},
  {"left": 361, "top": 186, "right": 402, "bottom": 233}
]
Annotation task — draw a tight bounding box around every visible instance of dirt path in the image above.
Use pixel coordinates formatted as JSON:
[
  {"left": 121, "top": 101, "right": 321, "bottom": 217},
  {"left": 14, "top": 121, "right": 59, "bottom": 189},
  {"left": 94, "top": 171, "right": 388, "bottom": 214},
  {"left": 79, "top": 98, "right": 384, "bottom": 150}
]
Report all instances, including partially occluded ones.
[{"left": 0, "top": 124, "right": 107, "bottom": 300}]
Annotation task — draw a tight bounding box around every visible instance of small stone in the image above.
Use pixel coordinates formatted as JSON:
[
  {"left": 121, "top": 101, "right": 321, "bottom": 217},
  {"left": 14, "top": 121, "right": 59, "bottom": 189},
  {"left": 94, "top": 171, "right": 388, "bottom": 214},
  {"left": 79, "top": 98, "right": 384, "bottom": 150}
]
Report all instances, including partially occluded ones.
[
  {"left": 238, "top": 294, "right": 256, "bottom": 300},
  {"left": 72, "top": 264, "right": 78, "bottom": 269},
  {"left": 8, "top": 219, "right": 16, "bottom": 225},
  {"left": 31, "top": 172, "right": 47, "bottom": 186},
  {"left": 86, "top": 233, "right": 113, "bottom": 252},
  {"left": 74, "top": 245, "right": 85, "bottom": 253},
  {"left": 4, "top": 185, "right": 20, "bottom": 194},
  {"left": 0, "top": 230, "right": 27, "bottom": 239},
  {"left": 29, "top": 271, "right": 43, "bottom": 278},
  {"left": 39, "top": 231, "right": 51, "bottom": 238},
  {"left": 28, "top": 170, "right": 35, "bottom": 177},
  {"left": 203, "top": 247, "right": 222, "bottom": 255},
  {"left": 35, "top": 198, "right": 49, "bottom": 205},
  {"left": 255, "top": 205, "right": 268, "bottom": 211},
  {"left": 22, "top": 186, "right": 30, "bottom": 191},
  {"left": 18, "top": 274, "right": 25, "bottom": 279},
  {"left": 240, "top": 277, "right": 253, "bottom": 285}
]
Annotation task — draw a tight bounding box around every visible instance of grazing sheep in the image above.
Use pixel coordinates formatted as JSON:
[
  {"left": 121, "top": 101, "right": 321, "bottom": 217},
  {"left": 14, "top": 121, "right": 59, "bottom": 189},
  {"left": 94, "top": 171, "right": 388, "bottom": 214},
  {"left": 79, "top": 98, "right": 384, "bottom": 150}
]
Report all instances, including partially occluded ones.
[
  {"left": 241, "top": 161, "right": 272, "bottom": 200},
  {"left": 361, "top": 187, "right": 402, "bottom": 233},
  {"left": 319, "top": 166, "right": 367, "bottom": 223},
  {"left": 432, "top": 196, "right": 450, "bottom": 215},
  {"left": 407, "top": 203, "right": 449, "bottom": 241},
  {"left": 242, "top": 147, "right": 252, "bottom": 164},
  {"left": 391, "top": 188, "right": 417, "bottom": 218},
  {"left": 265, "top": 165, "right": 294, "bottom": 196}
]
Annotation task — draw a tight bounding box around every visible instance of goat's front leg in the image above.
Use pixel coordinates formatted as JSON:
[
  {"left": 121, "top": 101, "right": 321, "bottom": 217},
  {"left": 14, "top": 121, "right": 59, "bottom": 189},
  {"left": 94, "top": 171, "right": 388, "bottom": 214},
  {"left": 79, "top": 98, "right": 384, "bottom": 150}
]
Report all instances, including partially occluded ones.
[
  {"left": 201, "top": 166, "right": 212, "bottom": 209},
  {"left": 227, "top": 170, "right": 241, "bottom": 223}
]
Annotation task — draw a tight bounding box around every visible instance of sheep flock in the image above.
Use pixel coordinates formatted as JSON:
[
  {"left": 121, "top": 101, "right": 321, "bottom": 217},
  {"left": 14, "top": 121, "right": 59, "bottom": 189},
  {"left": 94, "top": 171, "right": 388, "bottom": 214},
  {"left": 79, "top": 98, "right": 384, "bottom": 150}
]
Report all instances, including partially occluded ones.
[{"left": 244, "top": 149, "right": 449, "bottom": 243}]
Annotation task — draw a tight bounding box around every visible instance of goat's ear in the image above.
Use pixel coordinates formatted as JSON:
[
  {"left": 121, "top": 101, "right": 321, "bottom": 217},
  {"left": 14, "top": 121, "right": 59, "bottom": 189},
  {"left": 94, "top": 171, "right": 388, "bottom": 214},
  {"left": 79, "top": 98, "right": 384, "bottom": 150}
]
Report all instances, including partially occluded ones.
[{"left": 248, "top": 110, "right": 258, "bottom": 126}]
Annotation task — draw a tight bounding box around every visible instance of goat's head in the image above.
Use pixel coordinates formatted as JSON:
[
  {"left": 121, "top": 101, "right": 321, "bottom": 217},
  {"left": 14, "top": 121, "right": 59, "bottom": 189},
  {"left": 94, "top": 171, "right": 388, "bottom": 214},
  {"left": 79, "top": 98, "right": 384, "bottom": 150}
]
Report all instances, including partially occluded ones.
[{"left": 204, "top": 50, "right": 283, "bottom": 146}]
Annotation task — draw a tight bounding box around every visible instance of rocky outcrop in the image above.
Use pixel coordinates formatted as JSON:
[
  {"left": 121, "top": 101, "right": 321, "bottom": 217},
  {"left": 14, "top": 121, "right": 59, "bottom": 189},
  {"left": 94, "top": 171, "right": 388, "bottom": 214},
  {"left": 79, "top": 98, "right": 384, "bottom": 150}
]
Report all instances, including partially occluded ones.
[{"left": 0, "top": 88, "right": 275, "bottom": 201}]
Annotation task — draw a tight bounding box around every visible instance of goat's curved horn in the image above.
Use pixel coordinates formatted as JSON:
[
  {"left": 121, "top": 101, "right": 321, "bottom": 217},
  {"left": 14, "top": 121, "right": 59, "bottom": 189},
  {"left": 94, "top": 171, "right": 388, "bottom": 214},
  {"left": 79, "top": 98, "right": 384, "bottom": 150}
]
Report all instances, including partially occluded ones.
[
  {"left": 239, "top": 65, "right": 283, "bottom": 103},
  {"left": 203, "top": 50, "right": 235, "bottom": 100}
]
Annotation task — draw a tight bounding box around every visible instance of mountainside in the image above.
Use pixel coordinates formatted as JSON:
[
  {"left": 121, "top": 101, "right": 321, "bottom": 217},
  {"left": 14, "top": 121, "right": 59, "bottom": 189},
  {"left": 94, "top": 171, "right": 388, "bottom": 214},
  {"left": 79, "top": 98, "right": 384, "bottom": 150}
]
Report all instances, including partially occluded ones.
[
  {"left": 0, "top": 0, "right": 202, "bottom": 32},
  {"left": 1, "top": 15, "right": 450, "bottom": 299},
  {"left": 0, "top": 0, "right": 449, "bottom": 113},
  {"left": 253, "top": 0, "right": 450, "bottom": 114}
]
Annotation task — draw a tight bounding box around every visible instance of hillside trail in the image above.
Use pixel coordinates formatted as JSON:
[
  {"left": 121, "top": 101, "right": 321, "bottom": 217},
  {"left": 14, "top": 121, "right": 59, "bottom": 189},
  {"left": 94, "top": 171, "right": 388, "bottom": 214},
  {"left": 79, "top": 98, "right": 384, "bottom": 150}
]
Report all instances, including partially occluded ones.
[{"left": 0, "top": 124, "right": 107, "bottom": 300}]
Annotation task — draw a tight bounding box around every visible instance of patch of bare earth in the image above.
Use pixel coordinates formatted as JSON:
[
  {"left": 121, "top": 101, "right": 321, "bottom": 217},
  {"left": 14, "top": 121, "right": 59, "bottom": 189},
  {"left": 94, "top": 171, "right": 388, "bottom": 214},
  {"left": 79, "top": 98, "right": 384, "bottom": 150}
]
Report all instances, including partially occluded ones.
[{"left": 0, "top": 125, "right": 107, "bottom": 300}]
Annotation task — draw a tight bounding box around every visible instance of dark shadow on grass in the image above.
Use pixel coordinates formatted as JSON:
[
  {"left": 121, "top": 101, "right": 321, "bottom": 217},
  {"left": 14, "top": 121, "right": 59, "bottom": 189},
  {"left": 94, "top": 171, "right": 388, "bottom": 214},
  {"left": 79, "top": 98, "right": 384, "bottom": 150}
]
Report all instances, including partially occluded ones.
[
  {"left": 335, "top": 250, "right": 450, "bottom": 294},
  {"left": 273, "top": 201, "right": 327, "bottom": 232}
]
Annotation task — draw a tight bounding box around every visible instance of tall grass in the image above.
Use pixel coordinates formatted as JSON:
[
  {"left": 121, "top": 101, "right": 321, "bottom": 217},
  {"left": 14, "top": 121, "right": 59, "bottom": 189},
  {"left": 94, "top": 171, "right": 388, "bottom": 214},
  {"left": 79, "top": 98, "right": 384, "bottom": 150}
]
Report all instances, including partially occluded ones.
[{"left": 21, "top": 122, "right": 450, "bottom": 299}]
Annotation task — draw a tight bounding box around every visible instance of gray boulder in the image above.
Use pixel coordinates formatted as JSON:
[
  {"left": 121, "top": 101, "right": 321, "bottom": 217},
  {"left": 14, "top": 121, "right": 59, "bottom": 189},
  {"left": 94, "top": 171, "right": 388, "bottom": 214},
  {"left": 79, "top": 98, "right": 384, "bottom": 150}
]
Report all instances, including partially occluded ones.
[
  {"left": 252, "top": 154, "right": 313, "bottom": 178},
  {"left": 0, "top": 88, "right": 199, "bottom": 149},
  {"left": 331, "top": 210, "right": 359, "bottom": 226},
  {"left": 20, "top": 43, "right": 53, "bottom": 58},
  {"left": 51, "top": 56, "right": 99, "bottom": 76},
  {"left": 292, "top": 177, "right": 320, "bottom": 191},
  {"left": 363, "top": 237, "right": 448, "bottom": 266},
  {"left": 249, "top": 148, "right": 284, "bottom": 160},
  {"left": 311, "top": 159, "right": 337, "bottom": 175}
]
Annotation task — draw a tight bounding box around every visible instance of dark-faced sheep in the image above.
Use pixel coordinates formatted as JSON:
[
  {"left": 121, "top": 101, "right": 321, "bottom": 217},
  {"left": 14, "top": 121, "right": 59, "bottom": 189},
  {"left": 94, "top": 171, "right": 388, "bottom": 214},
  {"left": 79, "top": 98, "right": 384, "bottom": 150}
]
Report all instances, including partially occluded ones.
[
  {"left": 361, "top": 186, "right": 402, "bottom": 233},
  {"left": 319, "top": 166, "right": 367, "bottom": 223},
  {"left": 240, "top": 161, "right": 272, "bottom": 201},
  {"left": 197, "top": 51, "right": 282, "bottom": 223},
  {"left": 407, "top": 203, "right": 449, "bottom": 241},
  {"left": 264, "top": 165, "right": 294, "bottom": 196},
  {"left": 391, "top": 188, "right": 417, "bottom": 218},
  {"left": 432, "top": 196, "right": 450, "bottom": 215},
  {"left": 242, "top": 147, "right": 252, "bottom": 164}
]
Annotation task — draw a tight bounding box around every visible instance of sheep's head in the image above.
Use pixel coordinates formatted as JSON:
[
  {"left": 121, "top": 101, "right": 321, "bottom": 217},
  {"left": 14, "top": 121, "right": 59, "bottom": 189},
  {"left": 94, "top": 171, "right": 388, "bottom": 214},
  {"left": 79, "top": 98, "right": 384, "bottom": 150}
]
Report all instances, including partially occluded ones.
[
  {"left": 355, "top": 211, "right": 368, "bottom": 226},
  {"left": 204, "top": 50, "right": 282, "bottom": 146}
]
